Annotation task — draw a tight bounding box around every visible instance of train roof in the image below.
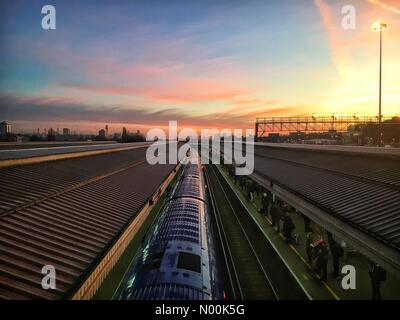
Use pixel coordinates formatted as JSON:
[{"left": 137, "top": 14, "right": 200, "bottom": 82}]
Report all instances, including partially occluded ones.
[
  {"left": 153, "top": 198, "right": 204, "bottom": 245},
  {"left": 182, "top": 164, "right": 200, "bottom": 179},
  {"left": 116, "top": 164, "right": 212, "bottom": 300},
  {"left": 171, "top": 164, "right": 205, "bottom": 202}
]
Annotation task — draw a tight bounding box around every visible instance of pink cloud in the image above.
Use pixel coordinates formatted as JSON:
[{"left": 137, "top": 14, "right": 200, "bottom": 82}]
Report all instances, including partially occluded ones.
[
  {"left": 32, "top": 45, "right": 182, "bottom": 80},
  {"left": 81, "top": 58, "right": 185, "bottom": 80},
  {"left": 62, "top": 78, "right": 251, "bottom": 104},
  {"left": 314, "top": 0, "right": 353, "bottom": 73}
]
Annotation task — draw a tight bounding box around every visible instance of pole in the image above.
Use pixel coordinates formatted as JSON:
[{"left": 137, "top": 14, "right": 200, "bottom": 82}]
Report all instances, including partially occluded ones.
[{"left": 378, "top": 28, "right": 383, "bottom": 147}]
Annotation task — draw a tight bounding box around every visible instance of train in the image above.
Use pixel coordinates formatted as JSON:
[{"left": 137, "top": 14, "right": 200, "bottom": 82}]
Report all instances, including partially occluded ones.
[{"left": 114, "top": 158, "right": 224, "bottom": 300}]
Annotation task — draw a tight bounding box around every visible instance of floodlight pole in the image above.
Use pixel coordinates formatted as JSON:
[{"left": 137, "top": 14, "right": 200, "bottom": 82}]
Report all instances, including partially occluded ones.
[{"left": 378, "top": 27, "right": 383, "bottom": 147}]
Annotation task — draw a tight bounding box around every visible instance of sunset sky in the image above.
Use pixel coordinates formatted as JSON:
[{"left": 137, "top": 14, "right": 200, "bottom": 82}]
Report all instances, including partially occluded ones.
[{"left": 0, "top": 0, "right": 399, "bottom": 134}]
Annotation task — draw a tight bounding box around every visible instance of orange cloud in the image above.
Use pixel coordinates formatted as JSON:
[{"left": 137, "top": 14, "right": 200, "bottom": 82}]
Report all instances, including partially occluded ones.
[
  {"left": 230, "top": 98, "right": 278, "bottom": 106},
  {"left": 367, "top": 0, "right": 400, "bottom": 14},
  {"left": 1, "top": 93, "right": 309, "bottom": 133}
]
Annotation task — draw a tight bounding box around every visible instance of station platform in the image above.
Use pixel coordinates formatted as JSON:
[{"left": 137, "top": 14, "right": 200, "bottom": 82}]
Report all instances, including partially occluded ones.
[{"left": 217, "top": 165, "right": 400, "bottom": 300}]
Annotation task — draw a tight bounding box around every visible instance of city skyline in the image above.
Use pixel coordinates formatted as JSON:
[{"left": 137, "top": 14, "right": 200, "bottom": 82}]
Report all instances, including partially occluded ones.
[{"left": 1, "top": 0, "right": 400, "bottom": 134}]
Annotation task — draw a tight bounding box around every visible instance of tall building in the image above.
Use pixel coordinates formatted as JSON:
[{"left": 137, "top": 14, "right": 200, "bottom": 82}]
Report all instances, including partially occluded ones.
[
  {"left": 0, "top": 121, "right": 11, "bottom": 137},
  {"left": 63, "top": 128, "right": 71, "bottom": 136},
  {"left": 105, "top": 125, "right": 109, "bottom": 138},
  {"left": 122, "top": 127, "right": 128, "bottom": 141}
]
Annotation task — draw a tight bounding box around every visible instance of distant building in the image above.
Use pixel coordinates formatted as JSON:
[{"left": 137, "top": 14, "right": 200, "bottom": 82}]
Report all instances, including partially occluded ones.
[
  {"left": 98, "top": 129, "right": 106, "bottom": 139},
  {"left": 266, "top": 133, "right": 280, "bottom": 143},
  {"left": 0, "top": 121, "right": 11, "bottom": 137},
  {"left": 47, "top": 128, "right": 56, "bottom": 141},
  {"left": 63, "top": 128, "right": 71, "bottom": 136}
]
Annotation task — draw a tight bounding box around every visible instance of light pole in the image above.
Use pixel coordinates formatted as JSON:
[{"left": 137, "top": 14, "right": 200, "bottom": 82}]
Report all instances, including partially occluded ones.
[{"left": 373, "top": 20, "right": 388, "bottom": 147}]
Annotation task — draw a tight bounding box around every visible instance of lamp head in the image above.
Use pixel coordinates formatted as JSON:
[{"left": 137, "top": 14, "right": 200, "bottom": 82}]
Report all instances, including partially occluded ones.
[{"left": 373, "top": 20, "right": 388, "bottom": 31}]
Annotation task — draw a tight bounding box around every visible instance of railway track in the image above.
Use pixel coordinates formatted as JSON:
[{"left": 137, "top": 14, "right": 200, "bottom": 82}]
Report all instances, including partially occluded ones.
[{"left": 205, "top": 164, "right": 307, "bottom": 300}]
